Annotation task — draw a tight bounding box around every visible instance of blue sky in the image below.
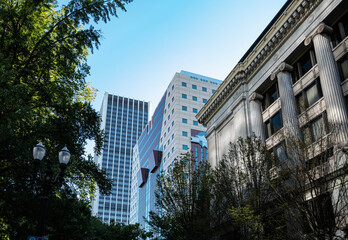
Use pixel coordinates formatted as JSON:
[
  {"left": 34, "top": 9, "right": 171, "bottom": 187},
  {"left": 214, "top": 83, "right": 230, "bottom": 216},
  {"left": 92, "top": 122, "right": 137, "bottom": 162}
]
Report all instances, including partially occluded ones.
[{"left": 73, "top": 0, "right": 287, "bottom": 154}]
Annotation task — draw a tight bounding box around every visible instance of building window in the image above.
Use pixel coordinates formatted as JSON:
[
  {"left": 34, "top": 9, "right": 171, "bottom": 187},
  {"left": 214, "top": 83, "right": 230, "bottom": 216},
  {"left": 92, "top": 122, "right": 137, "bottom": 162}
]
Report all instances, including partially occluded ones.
[
  {"left": 164, "top": 144, "right": 166, "bottom": 150},
  {"left": 212, "top": 90, "right": 216, "bottom": 93},
  {"left": 202, "top": 87, "right": 207, "bottom": 92},
  {"left": 182, "top": 106, "right": 187, "bottom": 111},
  {"left": 164, "top": 157, "right": 166, "bottom": 163},
  {"left": 193, "top": 108, "right": 198, "bottom": 113},
  {"left": 168, "top": 92, "right": 170, "bottom": 97},
  {"left": 296, "top": 78, "right": 323, "bottom": 113},
  {"left": 193, "top": 120, "right": 198, "bottom": 126},
  {"left": 265, "top": 111, "right": 283, "bottom": 139},
  {"left": 164, "top": 132, "right": 166, "bottom": 138},
  {"left": 172, "top": 97, "right": 174, "bottom": 102},
  {"left": 346, "top": 96, "right": 348, "bottom": 116},
  {"left": 182, "top": 118, "right": 187, "bottom": 124},
  {"left": 172, "top": 108, "right": 174, "bottom": 114},
  {"left": 302, "top": 194, "right": 335, "bottom": 234},
  {"left": 203, "top": 98, "right": 207, "bottom": 103},
  {"left": 331, "top": 11, "right": 348, "bottom": 47},
  {"left": 182, "top": 131, "right": 188, "bottom": 136},
  {"left": 182, "top": 94, "right": 187, "bottom": 99},
  {"left": 172, "top": 134, "right": 174, "bottom": 139},
  {"left": 168, "top": 115, "right": 170, "bottom": 120},
  {"left": 168, "top": 139, "right": 170, "bottom": 145},
  {"left": 192, "top": 84, "right": 197, "bottom": 89},
  {"left": 172, "top": 121, "right": 174, "bottom": 126},
  {"left": 301, "top": 113, "right": 328, "bottom": 145},
  {"left": 168, "top": 127, "right": 170, "bottom": 132},
  {"left": 271, "top": 141, "right": 287, "bottom": 165},
  {"left": 192, "top": 96, "right": 197, "bottom": 101},
  {"left": 183, "top": 145, "right": 188, "bottom": 150},
  {"left": 262, "top": 82, "right": 279, "bottom": 110},
  {"left": 168, "top": 103, "right": 170, "bottom": 109},
  {"left": 182, "top": 82, "right": 187, "bottom": 87},
  {"left": 291, "top": 48, "right": 316, "bottom": 83},
  {"left": 172, "top": 85, "right": 174, "bottom": 90},
  {"left": 337, "top": 54, "right": 348, "bottom": 82},
  {"left": 164, "top": 120, "right": 166, "bottom": 126},
  {"left": 172, "top": 147, "right": 174, "bottom": 153}
]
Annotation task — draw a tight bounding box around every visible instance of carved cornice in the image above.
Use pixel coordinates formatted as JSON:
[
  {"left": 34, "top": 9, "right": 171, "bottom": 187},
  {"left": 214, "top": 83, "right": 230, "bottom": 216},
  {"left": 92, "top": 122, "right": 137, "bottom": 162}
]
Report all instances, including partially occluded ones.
[{"left": 197, "top": 0, "right": 323, "bottom": 126}]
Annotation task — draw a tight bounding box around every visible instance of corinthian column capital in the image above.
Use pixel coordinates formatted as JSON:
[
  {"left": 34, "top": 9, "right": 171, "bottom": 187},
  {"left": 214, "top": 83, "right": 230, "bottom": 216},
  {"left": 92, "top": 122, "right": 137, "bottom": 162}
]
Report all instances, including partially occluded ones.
[{"left": 304, "top": 22, "right": 333, "bottom": 46}]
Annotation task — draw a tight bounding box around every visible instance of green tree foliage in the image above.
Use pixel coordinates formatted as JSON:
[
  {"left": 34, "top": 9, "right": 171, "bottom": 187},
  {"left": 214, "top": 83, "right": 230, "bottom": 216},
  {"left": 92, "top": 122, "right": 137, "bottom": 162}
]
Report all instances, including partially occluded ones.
[
  {"left": 0, "top": 0, "right": 132, "bottom": 238},
  {"left": 147, "top": 153, "right": 212, "bottom": 240},
  {"left": 212, "top": 136, "right": 282, "bottom": 240},
  {"left": 88, "top": 218, "right": 152, "bottom": 240}
]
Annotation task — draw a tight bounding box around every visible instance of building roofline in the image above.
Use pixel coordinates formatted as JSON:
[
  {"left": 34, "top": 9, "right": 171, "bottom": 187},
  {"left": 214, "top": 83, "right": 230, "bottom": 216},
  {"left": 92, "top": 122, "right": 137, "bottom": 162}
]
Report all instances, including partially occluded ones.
[
  {"left": 197, "top": 0, "right": 323, "bottom": 126},
  {"left": 238, "top": 0, "right": 293, "bottom": 63}
]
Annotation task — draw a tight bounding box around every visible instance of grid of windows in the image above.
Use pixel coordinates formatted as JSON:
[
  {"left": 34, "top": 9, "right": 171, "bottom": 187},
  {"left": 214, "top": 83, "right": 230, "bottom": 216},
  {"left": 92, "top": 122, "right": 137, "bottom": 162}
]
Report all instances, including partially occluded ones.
[{"left": 95, "top": 94, "right": 148, "bottom": 224}]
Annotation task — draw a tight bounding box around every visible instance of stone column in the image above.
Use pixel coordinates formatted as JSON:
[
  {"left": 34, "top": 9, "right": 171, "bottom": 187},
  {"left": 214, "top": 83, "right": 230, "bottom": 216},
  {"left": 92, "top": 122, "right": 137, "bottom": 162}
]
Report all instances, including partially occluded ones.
[
  {"left": 305, "top": 23, "right": 348, "bottom": 146},
  {"left": 249, "top": 92, "right": 265, "bottom": 140},
  {"left": 271, "top": 62, "right": 302, "bottom": 140}
]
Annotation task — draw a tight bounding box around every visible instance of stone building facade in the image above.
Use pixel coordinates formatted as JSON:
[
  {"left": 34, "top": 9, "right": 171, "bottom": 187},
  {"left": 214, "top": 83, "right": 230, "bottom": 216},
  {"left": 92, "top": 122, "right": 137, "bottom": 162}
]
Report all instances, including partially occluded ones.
[{"left": 197, "top": 0, "right": 348, "bottom": 236}]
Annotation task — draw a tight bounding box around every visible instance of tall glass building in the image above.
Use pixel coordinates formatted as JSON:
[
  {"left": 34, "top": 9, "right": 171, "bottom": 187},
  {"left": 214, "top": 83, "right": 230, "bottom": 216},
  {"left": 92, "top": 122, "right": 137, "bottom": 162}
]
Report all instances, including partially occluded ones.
[
  {"left": 129, "top": 71, "right": 222, "bottom": 228},
  {"left": 92, "top": 92, "right": 149, "bottom": 224}
]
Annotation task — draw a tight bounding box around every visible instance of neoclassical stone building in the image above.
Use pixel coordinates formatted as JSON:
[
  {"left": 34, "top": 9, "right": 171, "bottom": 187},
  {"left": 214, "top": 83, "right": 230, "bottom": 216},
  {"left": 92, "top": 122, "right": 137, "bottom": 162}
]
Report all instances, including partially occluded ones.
[
  {"left": 197, "top": 0, "right": 348, "bottom": 169},
  {"left": 197, "top": 0, "right": 348, "bottom": 237}
]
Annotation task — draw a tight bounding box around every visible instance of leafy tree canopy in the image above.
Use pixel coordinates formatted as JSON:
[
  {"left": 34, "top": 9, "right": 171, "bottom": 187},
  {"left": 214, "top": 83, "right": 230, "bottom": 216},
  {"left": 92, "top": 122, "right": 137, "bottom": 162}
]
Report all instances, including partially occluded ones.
[
  {"left": 0, "top": 0, "right": 132, "bottom": 238},
  {"left": 148, "top": 153, "right": 212, "bottom": 240}
]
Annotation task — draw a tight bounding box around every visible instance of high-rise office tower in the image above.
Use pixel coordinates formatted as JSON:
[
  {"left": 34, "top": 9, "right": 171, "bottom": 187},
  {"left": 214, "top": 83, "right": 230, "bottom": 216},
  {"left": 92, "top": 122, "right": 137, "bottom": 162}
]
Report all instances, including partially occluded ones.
[
  {"left": 92, "top": 92, "right": 149, "bottom": 224},
  {"left": 129, "top": 71, "right": 222, "bottom": 228}
]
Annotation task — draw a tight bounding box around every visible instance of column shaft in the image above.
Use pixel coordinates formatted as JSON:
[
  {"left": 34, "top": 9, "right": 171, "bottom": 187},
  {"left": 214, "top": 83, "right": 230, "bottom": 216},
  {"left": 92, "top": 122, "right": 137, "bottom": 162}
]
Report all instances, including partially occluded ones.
[
  {"left": 312, "top": 33, "right": 348, "bottom": 145},
  {"left": 277, "top": 71, "right": 302, "bottom": 140},
  {"left": 249, "top": 93, "right": 265, "bottom": 140}
]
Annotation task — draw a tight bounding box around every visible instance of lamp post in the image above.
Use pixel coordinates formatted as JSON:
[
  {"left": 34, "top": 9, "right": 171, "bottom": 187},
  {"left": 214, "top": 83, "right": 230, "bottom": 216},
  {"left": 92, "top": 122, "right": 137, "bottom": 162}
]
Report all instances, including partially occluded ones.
[{"left": 33, "top": 142, "right": 71, "bottom": 237}]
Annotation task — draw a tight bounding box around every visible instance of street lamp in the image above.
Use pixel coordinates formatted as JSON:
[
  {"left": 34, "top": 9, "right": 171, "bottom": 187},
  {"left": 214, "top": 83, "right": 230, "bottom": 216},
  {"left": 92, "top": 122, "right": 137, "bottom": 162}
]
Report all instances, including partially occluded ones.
[{"left": 33, "top": 142, "right": 71, "bottom": 237}]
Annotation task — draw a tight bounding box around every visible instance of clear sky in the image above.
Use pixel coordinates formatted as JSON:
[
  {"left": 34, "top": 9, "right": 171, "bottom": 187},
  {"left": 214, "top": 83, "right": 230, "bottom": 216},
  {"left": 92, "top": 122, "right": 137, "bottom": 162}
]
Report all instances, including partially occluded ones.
[{"left": 71, "top": 0, "right": 287, "bottom": 154}]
